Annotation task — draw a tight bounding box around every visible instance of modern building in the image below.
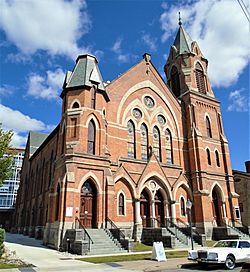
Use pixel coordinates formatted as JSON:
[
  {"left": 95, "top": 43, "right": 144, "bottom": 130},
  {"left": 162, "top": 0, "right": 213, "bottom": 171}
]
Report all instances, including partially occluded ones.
[
  {"left": 0, "top": 148, "right": 24, "bottom": 229},
  {"left": 14, "top": 21, "right": 244, "bottom": 251},
  {"left": 233, "top": 161, "right": 250, "bottom": 228}
]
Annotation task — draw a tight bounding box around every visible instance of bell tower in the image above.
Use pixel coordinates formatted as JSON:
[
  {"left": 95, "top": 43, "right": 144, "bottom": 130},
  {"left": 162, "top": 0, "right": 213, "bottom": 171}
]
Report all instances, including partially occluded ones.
[{"left": 165, "top": 16, "right": 240, "bottom": 237}]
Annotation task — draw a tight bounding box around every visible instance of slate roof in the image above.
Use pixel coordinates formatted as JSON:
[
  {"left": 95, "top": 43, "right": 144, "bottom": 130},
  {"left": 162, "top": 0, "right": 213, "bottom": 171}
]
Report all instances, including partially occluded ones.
[
  {"left": 173, "top": 25, "right": 193, "bottom": 55},
  {"left": 29, "top": 131, "right": 48, "bottom": 157},
  {"left": 64, "top": 54, "right": 106, "bottom": 92}
]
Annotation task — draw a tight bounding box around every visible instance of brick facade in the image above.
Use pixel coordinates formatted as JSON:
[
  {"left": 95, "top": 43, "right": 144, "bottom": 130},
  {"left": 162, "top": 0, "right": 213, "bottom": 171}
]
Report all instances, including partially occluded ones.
[{"left": 14, "top": 24, "right": 241, "bottom": 248}]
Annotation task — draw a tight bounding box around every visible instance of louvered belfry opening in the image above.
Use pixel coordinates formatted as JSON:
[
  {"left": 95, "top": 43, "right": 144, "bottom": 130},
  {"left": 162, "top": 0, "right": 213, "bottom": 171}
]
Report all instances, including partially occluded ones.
[{"left": 195, "top": 63, "right": 206, "bottom": 94}]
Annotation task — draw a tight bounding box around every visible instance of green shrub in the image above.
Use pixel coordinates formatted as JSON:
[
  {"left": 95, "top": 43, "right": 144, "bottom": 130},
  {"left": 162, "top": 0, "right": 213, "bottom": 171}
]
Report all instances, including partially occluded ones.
[{"left": 0, "top": 228, "right": 5, "bottom": 257}]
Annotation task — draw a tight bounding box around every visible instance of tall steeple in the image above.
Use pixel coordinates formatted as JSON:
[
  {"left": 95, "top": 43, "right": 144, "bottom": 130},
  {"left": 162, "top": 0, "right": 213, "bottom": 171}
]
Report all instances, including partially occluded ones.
[{"left": 164, "top": 16, "right": 214, "bottom": 99}]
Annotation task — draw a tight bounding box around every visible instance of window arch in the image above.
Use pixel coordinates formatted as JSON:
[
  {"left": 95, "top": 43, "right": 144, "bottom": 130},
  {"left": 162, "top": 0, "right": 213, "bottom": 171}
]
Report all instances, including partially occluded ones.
[
  {"left": 206, "top": 148, "right": 211, "bottom": 166},
  {"left": 215, "top": 150, "right": 220, "bottom": 167},
  {"left": 87, "top": 120, "right": 96, "bottom": 155},
  {"left": 55, "top": 183, "right": 60, "bottom": 221},
  {"left": 153, "top": 126, "right": 161, "bottom": 161},
  {"left": 165, "top": 129, "right": 173, "bottom": 164},
  {"left": 195, "top": 63, "right": 206, "bottom": 94},
  {"left": 141, "top": 123, "right": 148, "bottom": 160},
  {"left": 170, "top": 66, "right": 180, "bottom": 97},
  {"left": 118, "top": 192, "right": 125, "bottom": 215},
  {"left": 127, "top": 120, "right": 136, "bottom": 158},
  {"left": 180, "top": 197, "right": 186, "bottom": 217},
  {"left": 206, "top": 116, "right": 212, "bottom": 138},
  {"left": 72, "top": 101, "right": 80, "bottom": 109}
]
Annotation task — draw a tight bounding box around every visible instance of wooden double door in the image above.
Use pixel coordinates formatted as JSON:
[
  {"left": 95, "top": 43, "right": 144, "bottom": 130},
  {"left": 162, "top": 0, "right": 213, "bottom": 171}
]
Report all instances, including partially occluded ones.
[{"left": 80, "top": 181, "right": 96, "bottom": 228}]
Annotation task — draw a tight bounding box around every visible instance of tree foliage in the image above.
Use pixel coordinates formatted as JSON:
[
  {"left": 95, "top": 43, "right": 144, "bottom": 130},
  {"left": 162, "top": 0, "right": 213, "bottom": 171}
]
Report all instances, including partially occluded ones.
[{"left": 0, "top": 124, "right": 14, "bottom": 186}]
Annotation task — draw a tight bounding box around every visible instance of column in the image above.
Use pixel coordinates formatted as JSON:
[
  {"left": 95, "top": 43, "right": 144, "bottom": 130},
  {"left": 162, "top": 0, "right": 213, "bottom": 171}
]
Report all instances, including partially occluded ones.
[
  {"left": 151, "top": 200, "right": 155, "bottom": 227},
  {"left": 134, "top": 198, "right": 142, "bottom": 224},
  {"left": 170, "top": 200, "right": 176, "bottom": 224},
  {"left": 222, "top": 201, "right": 228, "bottom": 225}
]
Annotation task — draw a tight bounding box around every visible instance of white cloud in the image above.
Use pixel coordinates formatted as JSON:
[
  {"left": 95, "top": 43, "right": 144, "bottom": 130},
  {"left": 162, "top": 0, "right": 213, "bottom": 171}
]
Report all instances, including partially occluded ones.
[
  {"left": 142, "top": 33, "right": 157, "bottom": 52},
  {"left": 0, "top": 84, "right": 15, "bottom": 97},
  {"left": 111, "top": 37, "right": 137, "bottom": 64},
  {"left": 27, "top": 68, "right": 65, "bottom": 100},
  {"left": 0, "top": 104, "right": 55, "bottom": 147},
  {"left": 0, "top": 0, "right": 91, "bottom": 59},
  {"left": 227, "top": 89, "right": 249, "bottom": 112},
  {"left": 160, "top": 0, "right": 249, "bottom": 87}
]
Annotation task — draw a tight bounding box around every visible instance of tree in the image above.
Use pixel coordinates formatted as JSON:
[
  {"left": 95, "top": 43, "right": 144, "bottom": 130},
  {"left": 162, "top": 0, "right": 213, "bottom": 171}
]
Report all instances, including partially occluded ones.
[{"left": 0, "top": 124, "right": 14, "bottom": 186}]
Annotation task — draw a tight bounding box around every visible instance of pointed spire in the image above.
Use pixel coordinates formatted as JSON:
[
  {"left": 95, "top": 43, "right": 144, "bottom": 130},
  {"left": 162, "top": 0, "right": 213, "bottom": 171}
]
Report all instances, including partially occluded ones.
[
  {"left": 173, "top": 14, "right": 193, "bottom": 55},
  {"left": 178, "top": 11, "right": 182, "bottom": 26}
]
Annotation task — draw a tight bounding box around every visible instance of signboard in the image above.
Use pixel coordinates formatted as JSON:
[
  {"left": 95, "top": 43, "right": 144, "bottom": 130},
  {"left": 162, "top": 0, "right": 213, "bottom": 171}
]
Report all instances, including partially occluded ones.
[
  {"left": 151, "top": 241, "right": 166, "bottom": 262},
  {"left": 66, "top": 207, "right": 73, "bottom": 217}
]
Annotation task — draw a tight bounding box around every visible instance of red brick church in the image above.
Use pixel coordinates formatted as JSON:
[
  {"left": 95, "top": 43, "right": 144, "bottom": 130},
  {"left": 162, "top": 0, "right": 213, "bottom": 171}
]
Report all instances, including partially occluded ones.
[{"left": 14, "top": 21, "right": 243, "bottom": 252}]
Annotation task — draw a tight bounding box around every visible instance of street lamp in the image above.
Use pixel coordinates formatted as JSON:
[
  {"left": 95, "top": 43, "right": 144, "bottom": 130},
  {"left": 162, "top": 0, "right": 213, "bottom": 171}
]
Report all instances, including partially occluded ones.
[{"left": 186, "top": 199, "right": 194, "bottom": 250}]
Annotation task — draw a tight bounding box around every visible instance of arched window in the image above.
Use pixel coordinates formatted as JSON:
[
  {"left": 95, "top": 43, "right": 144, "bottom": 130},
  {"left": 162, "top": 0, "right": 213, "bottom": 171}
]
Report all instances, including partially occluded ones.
[
  {"left": 72, "top": 101, "right": 80, "bottom": 109},
  {"left": 153, "top": 126, "right": 161, "bottom": 162},
  {"left": 195, "top": 63, "right": 206, "bottom": 94},
  {"left": 180, "top": 197, "right": 186, "bottom": 216},
  {"left": 118, "top": 193, "right": 125, "bottom": 215},
  {"left": 91, "top": 86, "right": 96, "bottom": 109},
  {"left": 127, "top": 120, "right": 136, "bottom": 159},
  {"left": 87, "top": 120, "right": 96, "bottom": 155},
  {"left": 55, "top": 183, "right": 60, "bottom": 221},
  {"left": 141, "top": 123, "right": 148, "bottom": 160},
  {"left": 165, "top": 129, "right": 173, "bottom": 164},
  {"left": 170, "top": 66, "right": 180, "bottom": 97},
  {"left": 206, "top": 148, "right": 211, "bottom": 166},
  {"left": 206, "top": 116, "right": 212, "bottom": 138},
  {"left": 215, "top": 150, "right": 220, "bottom": 167}
]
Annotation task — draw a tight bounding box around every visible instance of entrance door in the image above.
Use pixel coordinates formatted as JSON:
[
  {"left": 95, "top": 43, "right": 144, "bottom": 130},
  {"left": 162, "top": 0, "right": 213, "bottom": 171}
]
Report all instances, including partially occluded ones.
[
  {"left": 212, "top": 189, "right": 222, "bottom": 226},
  {"left": 155, "top": 191, "right": 164, "bottom": 227},
  {"left": 80, "top": 181, "right": 96, "bottom": 228},
  {"left": 140, "top": 190, "right": 150, "bottom": 227}
]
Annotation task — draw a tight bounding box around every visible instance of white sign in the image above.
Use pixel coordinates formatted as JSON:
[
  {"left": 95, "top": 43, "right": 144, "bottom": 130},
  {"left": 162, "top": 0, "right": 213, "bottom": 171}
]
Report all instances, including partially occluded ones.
[
  {"left": 151, "top": 241, "right": 166, "bottom": 262},
  {"left": 66, "top": 207, "right": 73, "bottom": 217}
]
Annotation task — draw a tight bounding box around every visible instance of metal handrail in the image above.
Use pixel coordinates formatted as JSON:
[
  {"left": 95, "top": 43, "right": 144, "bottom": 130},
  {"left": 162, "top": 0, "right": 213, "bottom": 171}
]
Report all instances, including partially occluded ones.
[
  {"left": 75, "top": 217, "right": 93, "bottom": 251},
  {"left": 106, "top": 217, "right": 126, "bottom": 241},
  {"left": 226, "top": 220, "right": 250, "bottom": 237},
  {"left": 166, "top": 218, "right": 188, "bottom": 245}
]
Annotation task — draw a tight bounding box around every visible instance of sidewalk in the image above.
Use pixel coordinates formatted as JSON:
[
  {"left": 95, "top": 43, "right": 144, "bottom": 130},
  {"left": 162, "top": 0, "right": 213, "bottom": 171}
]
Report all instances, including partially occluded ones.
[{"left": 3, "top": 233, "right": 191, "bottom": 271}]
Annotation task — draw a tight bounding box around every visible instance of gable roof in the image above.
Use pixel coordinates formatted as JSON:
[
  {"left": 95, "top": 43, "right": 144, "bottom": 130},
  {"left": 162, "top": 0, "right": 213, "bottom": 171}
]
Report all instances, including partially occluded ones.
[{"left": 29, "top": 131, "right": 48, "bottom": 157}]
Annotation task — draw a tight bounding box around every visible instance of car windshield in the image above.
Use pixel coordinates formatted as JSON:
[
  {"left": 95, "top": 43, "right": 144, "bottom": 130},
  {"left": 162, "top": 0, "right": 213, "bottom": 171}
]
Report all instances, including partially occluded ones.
[{"left": 214, "top": 241, "right": 237, "bottom": 248}]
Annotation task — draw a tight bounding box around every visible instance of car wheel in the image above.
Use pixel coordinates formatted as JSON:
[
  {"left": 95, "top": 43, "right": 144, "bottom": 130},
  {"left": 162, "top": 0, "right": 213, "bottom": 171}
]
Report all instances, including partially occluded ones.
[{"left": 225, "top": 255, "right": 235, "bottom": 270}]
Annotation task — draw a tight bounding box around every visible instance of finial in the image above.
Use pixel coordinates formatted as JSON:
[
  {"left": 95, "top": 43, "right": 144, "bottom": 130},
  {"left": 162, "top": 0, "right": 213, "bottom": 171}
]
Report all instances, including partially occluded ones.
[{"left": 178, "top": 11, "right": 182, "bottom": 26}]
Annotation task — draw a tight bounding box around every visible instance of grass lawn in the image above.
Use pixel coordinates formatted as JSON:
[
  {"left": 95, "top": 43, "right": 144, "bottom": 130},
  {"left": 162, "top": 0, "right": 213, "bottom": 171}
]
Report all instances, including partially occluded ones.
[
  {"left": 78, "top": 250, "right": 188, "bottom": 264},
  {"left": 0, "top": 263, "right": 20, "bottom": 269}
]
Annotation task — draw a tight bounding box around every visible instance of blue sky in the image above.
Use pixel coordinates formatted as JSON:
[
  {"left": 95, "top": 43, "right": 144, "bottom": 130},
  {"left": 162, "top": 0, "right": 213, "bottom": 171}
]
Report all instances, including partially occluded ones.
[{"left": 0, "top": 0, "right": 249, "bottom": 171}]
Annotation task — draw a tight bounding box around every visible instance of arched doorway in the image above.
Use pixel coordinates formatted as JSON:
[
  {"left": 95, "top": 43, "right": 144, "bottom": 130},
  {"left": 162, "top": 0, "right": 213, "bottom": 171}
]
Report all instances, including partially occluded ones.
[
  {"left": 212, "top": 187, "right": 223, "bottom": 226},
  {"left": 155, "top": 191, "right": 164, "bottom": 227},
  {"left": 80, "top": 180, "right": 97, "bottom": 228},
  {"left": 140, "top": 189, "right": 150, "bottom": 227}
]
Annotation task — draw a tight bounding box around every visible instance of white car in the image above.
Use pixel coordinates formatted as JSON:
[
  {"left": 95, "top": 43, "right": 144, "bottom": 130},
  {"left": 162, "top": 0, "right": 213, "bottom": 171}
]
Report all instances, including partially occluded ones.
[{"left": 188, "top": 239, "right": 250, "bottom": 270}]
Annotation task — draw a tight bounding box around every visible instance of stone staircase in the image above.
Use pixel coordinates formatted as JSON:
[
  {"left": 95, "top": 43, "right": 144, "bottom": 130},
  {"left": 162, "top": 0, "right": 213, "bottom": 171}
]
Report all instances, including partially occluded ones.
[
  {"left": 227, "top": 225, "right": 250, "bottom": 239},
  {"left": 85, "top": 229, "right": 127, "bottom": 255}
]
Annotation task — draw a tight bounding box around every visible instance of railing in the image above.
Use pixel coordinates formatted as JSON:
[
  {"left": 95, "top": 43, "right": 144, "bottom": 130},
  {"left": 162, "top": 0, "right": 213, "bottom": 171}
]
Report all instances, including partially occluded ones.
[
  {"left": 166, "top": 218, "right": 188, "bottom": 245},
  {"left": 176, "top": 217, "right": 203, "bottom": 245},
  {"left": 227, "top": 219, "right": 250, "bottom": 237},
  {"left": 105, "top": 217, "right": 126, "bottom": 241},
  {"left": 75, "top": 217, "right": 93, "bottom": 251}
]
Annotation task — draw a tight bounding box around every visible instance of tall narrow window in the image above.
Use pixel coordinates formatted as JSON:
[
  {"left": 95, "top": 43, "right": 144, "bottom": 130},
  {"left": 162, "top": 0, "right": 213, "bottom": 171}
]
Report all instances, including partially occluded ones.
[
  {"left": 141, "top": 123, "right": 148, "bottom": 160},
  {"left": 71, "top": 117, "right": 77, "bottom": 138},
  {"left": 195, "top": 63, "right": 206, "bottom": 94},
  {"left": 127, "top": 120, "right": 136, "bottom": 158},
  {"left": 215, "top": 150, "right": 220, "bottom": 167},
  {"left": 170, "top": 66, "right": 180, "bottom": 97},
  {"left": 165, "top": 129, "right": 173, "bottom": 164},
  {"left": 91, "top": 87, "right": 96, "bottom": 109},
  {"left": 180, "top": 197, "right": 186, "bottom": 216},
  {"left": 206, "top": 116, "right": 212, "bottom": 138},
  {"left": 87, "top": 120, "right": 96, "bottom": 155},
  {"left": 48, "top": 151, "right": 53, "bottom": 188},
  {"left": 153, "top": 126, "right": 161, "bottom": 162},
  {"left": 55, "top": 183, "right": 60, "bottom": 221},
  {"left": 118, "top": 193, "right": 125, "bottom": 215},
  {"left": 206, "top": 148, "right": 211, "bottom": 166},
  {"left": 218, "top": 113, "right": 223, "bottom": 134}
]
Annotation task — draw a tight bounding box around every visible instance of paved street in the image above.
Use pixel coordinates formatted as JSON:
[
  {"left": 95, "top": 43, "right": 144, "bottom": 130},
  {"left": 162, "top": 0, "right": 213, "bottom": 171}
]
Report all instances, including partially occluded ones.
[{"left": 3, "top": 233, "right": 243, "bottom": 272}]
